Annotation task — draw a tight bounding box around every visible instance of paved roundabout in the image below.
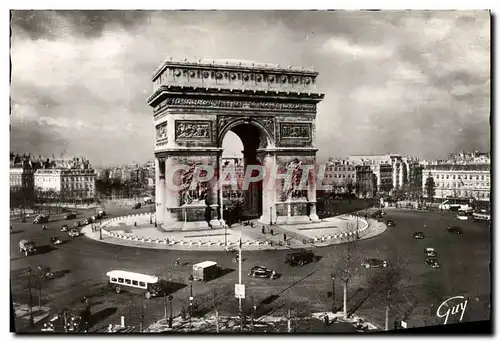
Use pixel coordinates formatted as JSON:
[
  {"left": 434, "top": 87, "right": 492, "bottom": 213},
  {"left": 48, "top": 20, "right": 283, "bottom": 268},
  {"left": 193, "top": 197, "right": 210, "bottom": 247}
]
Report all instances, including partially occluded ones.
[
  {"left": 10, "top": 206, "right": 490, "bottom": 332},
  {"left": 82, "top": 210, "right": 385, "bottom": 251}
]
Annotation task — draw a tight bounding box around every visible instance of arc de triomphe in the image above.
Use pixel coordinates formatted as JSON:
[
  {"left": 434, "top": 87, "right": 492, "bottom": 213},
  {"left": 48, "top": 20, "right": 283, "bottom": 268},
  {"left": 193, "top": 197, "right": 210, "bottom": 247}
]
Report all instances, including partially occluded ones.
[{"left": 147, "top": 59, "right": 324, "bottom": 230}]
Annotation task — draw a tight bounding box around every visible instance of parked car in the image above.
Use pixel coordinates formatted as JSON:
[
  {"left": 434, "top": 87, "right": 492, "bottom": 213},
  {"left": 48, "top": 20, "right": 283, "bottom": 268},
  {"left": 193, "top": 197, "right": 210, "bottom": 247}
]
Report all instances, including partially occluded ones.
[
  {"left": 413, "top": 232, "right": 425, "bottom": 239},
  {"left": 83, "top": 217, "right": 94, "bottom": 225},
  {"left": 386, "top": 220, "right": 395, "bottom": 227},
  {"left": 248, "top": 266, "right": 279, "bottom": 279},
  {"left": 132, "top": 203, "right": 142, "bottom": 210},
  {"left": 61, "top": 224, "right": 69, "bottom": 232},
  {"left": 50, "top": 237, "right": 63, "bottom": 245},
  {"left": 69, "top": 229, "right": 81, "bottom": 237},
  {"left": 285, "top": 250, "right": 317, "bottom": 266},
  {"left": 425, "top": 258, "right": 440, "bottom": 268},
  {"left": 65, "top": 213, "right": 77, "bottom": 220},
  {"left": 361, "top": 258, "right": 388, "bottom": 268},
  {"left": 447, "top": 226, "right": 463, "bottom": 235},
  {"left": 424, "top": 248, "right": 437, "bottom": 257},
  {"left": 456, "top": 211, "right": 469, "bottom": 221},
  {"left": 19, "top": 240, "right": 37, "bottom": 256},
  {"left": 98, "top": 210, "right": 106, "bottom": 216},
  {"left": 381, "top": 210, "right": 387, "bottom": 216},
  {"left": 73, "top": 221, "right": 81, "bottom": 228},
  {"left": 33, "top": 215, "right": 49, "bottom": 224}
]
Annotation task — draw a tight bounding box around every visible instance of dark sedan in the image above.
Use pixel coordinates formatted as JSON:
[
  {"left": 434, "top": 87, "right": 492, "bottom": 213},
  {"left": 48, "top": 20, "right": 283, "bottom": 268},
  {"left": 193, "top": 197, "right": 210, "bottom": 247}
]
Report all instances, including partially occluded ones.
[
  {"left": 361, "top": 258, "right": 388, "bottom": 269},
  {"left": 248, "top": 266, "right": 279, "bottom": 279},
  {"left": 425, "top": 258, "right": 440, "bottom": 268},
  {"left": 413, "top": 232, "right": 425, "bottom": 239},
  {"left": 386, "top": 220, "right": 395, "bottom": 227},
  {"left": 447, "top": 226, "right": 463, "bottom": 235}
]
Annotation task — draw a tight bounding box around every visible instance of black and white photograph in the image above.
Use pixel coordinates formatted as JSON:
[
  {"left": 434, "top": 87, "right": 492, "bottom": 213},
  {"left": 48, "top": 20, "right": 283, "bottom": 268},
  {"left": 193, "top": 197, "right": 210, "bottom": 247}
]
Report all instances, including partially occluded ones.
[{"left": 8, "top": 8, "right": 491, "bottom": 334}]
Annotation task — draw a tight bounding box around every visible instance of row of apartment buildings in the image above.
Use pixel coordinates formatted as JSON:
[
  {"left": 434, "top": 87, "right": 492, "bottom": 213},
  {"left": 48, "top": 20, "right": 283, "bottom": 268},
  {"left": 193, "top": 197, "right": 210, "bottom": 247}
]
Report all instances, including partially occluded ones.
[
  {"left": 95, "top": 161, "right": 156, "bottom": 189},
  {"left": 220, "top": 151, "right": 490, "bottom": 202},
  {"left": 10, "top": 154, "right": 97, "bottom": 205}
]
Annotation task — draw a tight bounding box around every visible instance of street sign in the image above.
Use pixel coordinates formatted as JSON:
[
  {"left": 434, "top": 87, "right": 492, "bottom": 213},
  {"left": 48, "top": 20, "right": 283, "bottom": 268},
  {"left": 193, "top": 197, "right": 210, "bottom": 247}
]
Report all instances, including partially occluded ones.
[
  {"left": 400, "top": 320, "right": 407, "bottom": 329},
  {"left": 235, "top": 284, "right": 245, "bottom": 299}
]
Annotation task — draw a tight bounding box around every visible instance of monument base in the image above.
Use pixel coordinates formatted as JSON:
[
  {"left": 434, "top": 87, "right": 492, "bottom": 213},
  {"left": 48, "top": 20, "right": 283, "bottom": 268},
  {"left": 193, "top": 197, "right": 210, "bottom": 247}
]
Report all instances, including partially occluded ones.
[
  {"left": 181, "top": 221, "right": 210, "bottom": 231},
  {"left": 309, "top": 214, "right": 321, "bottom": 223},
  {"left": 209, "top": 219, "right": 222, "bottom": 228},
  {"left": 276, "top": 215, "right": 311, "bottom": 225}
]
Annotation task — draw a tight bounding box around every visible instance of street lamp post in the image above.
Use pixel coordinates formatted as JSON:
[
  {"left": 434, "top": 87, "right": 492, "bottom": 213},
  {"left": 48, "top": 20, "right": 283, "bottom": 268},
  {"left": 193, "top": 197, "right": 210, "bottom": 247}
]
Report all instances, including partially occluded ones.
[
  {"left": 26, "top": 267, "right": 34, "bottom": 327},
  {"left": 168, "top": 295, "right": 173, "bottom": 328},
  {"left": 356, "top": 214, "right": 360, "bottom": 240},
  {"left": 189, "top": 275, "right": 194, "bottom": 332},
  {"left": 331, "top": 274, "right": 336, "bottom": 313}
]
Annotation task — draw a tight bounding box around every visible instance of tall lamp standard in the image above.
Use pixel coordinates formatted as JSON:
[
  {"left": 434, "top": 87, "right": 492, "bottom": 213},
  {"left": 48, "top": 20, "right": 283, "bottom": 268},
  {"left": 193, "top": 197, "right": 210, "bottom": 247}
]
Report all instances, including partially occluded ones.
[
  {"left": 356, "top": 214, "right": 360, "bottom": 240},
  {"left": 26, "top": 267, "right": 34, "bottom": 327},
  {"left": 331, "top": 274, "right": 336, "bottom": 313},
  {"left": 188, "top": 275, "right": 194, "bottom": 331},
  {"left": 168, "top": 295, "right": 173, "bottom": 328}
]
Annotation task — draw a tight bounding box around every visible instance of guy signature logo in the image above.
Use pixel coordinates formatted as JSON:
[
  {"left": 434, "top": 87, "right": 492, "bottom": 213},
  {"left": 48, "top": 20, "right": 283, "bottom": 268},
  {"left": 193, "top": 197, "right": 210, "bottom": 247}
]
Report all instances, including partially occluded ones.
[{"left": 436, "top": 295, "right": 468, "bottom": 325}]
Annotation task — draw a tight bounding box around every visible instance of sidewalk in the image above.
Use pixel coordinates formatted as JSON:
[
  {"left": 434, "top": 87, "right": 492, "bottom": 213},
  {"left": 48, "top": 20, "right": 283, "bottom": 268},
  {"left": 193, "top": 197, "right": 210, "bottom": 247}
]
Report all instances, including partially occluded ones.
[{"left": 82, "top": 214, "right": 387, "bottom": 251}]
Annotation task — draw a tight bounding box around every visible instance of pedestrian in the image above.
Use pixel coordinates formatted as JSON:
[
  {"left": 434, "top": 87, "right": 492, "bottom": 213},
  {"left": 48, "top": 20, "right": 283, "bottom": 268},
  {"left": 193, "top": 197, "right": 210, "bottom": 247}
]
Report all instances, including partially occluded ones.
[
  {"left": 270, "top": 229, "right": 274, "bottom": 236},
  {"left": 261, "top": 227, "right": 265, "bottom": 234},
  {"left": 324, "top": 313, "right": 329, "bottom": 326},
  {"left": 284, "top": 233, "right": 287, "bottom": 242}
]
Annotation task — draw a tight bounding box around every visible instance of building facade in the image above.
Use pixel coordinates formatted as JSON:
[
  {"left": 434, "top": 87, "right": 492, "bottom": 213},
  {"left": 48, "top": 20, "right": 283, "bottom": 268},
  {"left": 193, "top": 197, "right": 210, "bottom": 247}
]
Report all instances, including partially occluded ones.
[
  {"left": 34, "top": 157, "right": 96, "bottom": 202},
  {"left": 322, "top": 159, "right": 357, "bottom": 194},
  {"left": 422, "top": 164, "right": 490, "bottom": 201},
  {"left": 355, "top": 165, "right": 376, "bottom": 198},
  {"left": 221, "top": 157, "right": 245, "bottom": 201}
]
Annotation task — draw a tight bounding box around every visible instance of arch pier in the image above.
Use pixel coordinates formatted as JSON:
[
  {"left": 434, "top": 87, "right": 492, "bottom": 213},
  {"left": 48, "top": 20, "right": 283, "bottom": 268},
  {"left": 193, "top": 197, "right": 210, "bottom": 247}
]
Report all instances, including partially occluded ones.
[{"left": 147, "top": 59, "right": 324, "bottom": 230}]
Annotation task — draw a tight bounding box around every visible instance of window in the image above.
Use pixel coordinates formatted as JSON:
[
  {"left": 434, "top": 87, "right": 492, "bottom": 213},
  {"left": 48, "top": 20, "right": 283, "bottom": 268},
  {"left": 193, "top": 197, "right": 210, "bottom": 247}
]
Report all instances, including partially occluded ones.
[
  {"left": 125, "top": 279, "right": 131, "bottom": 285},
  {"left": 118, "top": 278, "right": 124, "bottom": 283},
  {"left": 132, "top": 280, "right": 138, "bottom": 286},
  {"left": 453, "top": 175, "right": 456, "bottom": 179},
  {"left": 446, "top": 175, "right": 449, "bottom": 179},
  {"left": 111, "top": 278, "right": 117, "bottom": 282},
  {"left": 139, "top": 281, "right": 146, "bottom": 287}
]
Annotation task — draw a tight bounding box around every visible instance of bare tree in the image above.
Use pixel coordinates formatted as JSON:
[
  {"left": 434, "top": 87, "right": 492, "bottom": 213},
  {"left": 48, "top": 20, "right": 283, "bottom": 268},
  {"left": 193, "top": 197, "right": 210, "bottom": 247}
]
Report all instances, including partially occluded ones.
[{"left": 333, "top": 224, "right": 360, "bottom": 318}]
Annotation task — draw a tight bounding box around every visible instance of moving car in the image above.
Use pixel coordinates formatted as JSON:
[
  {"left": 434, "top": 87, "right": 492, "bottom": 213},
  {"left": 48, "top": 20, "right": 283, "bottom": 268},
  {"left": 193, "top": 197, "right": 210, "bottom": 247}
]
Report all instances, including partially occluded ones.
[
  {"left": 33, "top": 215, "right": 49, "bottom": 224},
  {"left": 456, "top": 211, "right": 469, "bottom": 221},
  {"left": 413, "top": 232, "right": 425, "bottom": 239},
  {"left": 447, "top": 226, "right": 463, "bottom": 235},
  {"left": 248, "top": 266, "right": 278, "bottom": 279},
  {"left": 65, "top": 213, "right": 77, "bottom": 220},
  {"left": 424, "top": 248, "right": 437, "bottom": 257},
  {"left": 61, "top": 224, "right": 69, "bottom": 232},
  {"left": 83, "top": 217, "right": 94, "bottom": 225},
  {"left": 50, "top": 237, "right": 63, "bottom": 245},
  {"left": 73, "top": 221, "right": 82, "bottom": 228},
  {"left": 285, "top": 249, "right": 317, "bottom": 266},
  {"left": 69, "top": 229, "right": 81, "bottom": 237},
  {"left": 425, "top": 258, "right": 440, "bottom": 268},
  {"left": 386, "top": 220, "right": 395, "bottom": 227},
  {"left": 361, "top": 258, "right": 388, "bottom": 268},
  {"left": 19, "top": 240, "right": 37, "bottom": 256}
]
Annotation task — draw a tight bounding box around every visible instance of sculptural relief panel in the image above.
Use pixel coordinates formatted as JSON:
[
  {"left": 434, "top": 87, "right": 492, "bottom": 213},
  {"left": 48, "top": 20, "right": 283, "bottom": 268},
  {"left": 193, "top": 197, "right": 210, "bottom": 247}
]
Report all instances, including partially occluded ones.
[
  {"left": 175, "top": 120, "right": 212, "bottom": 142},
  {"left": 155, "top": 122, "right": 168, "bottom": 145}
]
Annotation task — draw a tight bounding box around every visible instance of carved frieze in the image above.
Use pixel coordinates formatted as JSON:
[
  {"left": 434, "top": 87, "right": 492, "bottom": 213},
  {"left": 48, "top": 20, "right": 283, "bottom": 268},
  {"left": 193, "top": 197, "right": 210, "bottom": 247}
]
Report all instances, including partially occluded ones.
[
  {"left": 279, "top": 123, "right": 312, "bottom": 141},
  {"left": 175, "top": 120, "right": 212, "bottom": 141},
  {"left": 156, "top": 122, "right": 168, "bottom": 144},
  {"left": 166, "top": 97, "right": 316, "bottom": 112}
]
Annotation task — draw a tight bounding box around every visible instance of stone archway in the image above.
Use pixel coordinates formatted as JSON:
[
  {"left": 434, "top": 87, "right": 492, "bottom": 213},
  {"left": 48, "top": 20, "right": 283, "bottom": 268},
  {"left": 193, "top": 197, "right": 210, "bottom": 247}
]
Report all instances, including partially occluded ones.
[{"left": 147, "top": 59, "right": 324, "bottom": 230}]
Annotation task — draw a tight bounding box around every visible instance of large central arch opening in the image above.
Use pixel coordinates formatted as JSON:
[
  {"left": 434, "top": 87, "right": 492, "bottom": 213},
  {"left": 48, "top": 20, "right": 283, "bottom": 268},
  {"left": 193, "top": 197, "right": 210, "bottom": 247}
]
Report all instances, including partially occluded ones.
[{"left": 220, "top": 120, "right": 272, "bottom": 222}]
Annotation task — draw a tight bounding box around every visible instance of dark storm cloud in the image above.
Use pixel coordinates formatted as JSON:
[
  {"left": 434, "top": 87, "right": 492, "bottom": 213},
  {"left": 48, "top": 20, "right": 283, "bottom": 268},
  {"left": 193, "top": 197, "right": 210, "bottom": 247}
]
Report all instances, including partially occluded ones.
[
  {"left": 11, "top": 10, "right": 151, "bottom": 40},
  {"left": 10, "top": 10, "right": 490, "bottom": 166}
]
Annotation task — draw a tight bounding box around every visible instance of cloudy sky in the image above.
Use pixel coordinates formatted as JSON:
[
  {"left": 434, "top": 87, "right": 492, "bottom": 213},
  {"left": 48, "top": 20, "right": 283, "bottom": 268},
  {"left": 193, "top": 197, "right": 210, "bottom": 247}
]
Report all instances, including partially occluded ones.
[{"left": 10, "top": 10, "right": 490, "bottom": 167}]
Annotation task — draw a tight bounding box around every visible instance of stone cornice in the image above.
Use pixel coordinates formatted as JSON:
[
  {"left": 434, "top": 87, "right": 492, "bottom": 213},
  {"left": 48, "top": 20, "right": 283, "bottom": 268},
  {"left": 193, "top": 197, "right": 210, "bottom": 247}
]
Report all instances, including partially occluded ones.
[
  {"left": 152, "top": 59, "right": 318, "bottom": 82},
  {"left": 148, "top": 85, "right": 324, "bottom": 107}
]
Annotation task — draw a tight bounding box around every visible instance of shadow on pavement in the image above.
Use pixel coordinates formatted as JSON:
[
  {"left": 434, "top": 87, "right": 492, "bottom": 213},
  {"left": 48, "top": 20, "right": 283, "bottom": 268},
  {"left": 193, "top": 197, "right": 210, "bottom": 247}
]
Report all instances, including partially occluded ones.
[
  {"left": 89, "top": 307, "right": 118, "bottom": 327},
  {"left": 35, "top": 245, "right": 57, "bottom": 255},
  {"left": 11, "top": 230, "right": 24, "bottom": 234},
  {"left": 259, "top": 294, "right": 280, "bottom": 306},
  {"left": 163, "top": 281, "right": 187, "bottom": 295},
  {"left": 51, "top": 269, "right": 72, "bottom": 280}
]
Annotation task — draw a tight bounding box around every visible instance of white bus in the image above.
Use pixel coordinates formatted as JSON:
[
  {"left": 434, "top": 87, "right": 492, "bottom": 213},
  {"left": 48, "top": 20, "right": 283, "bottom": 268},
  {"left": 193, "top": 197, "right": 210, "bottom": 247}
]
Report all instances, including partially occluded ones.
[
  {"left": 438, "top": 198, "right": 474, "bottom": 213},
  {"left": 472, "top": 212, "right": 491, "bottom": 222},
  {"left": 106, "top": 270, "right": 164, "bottom": 299}
]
